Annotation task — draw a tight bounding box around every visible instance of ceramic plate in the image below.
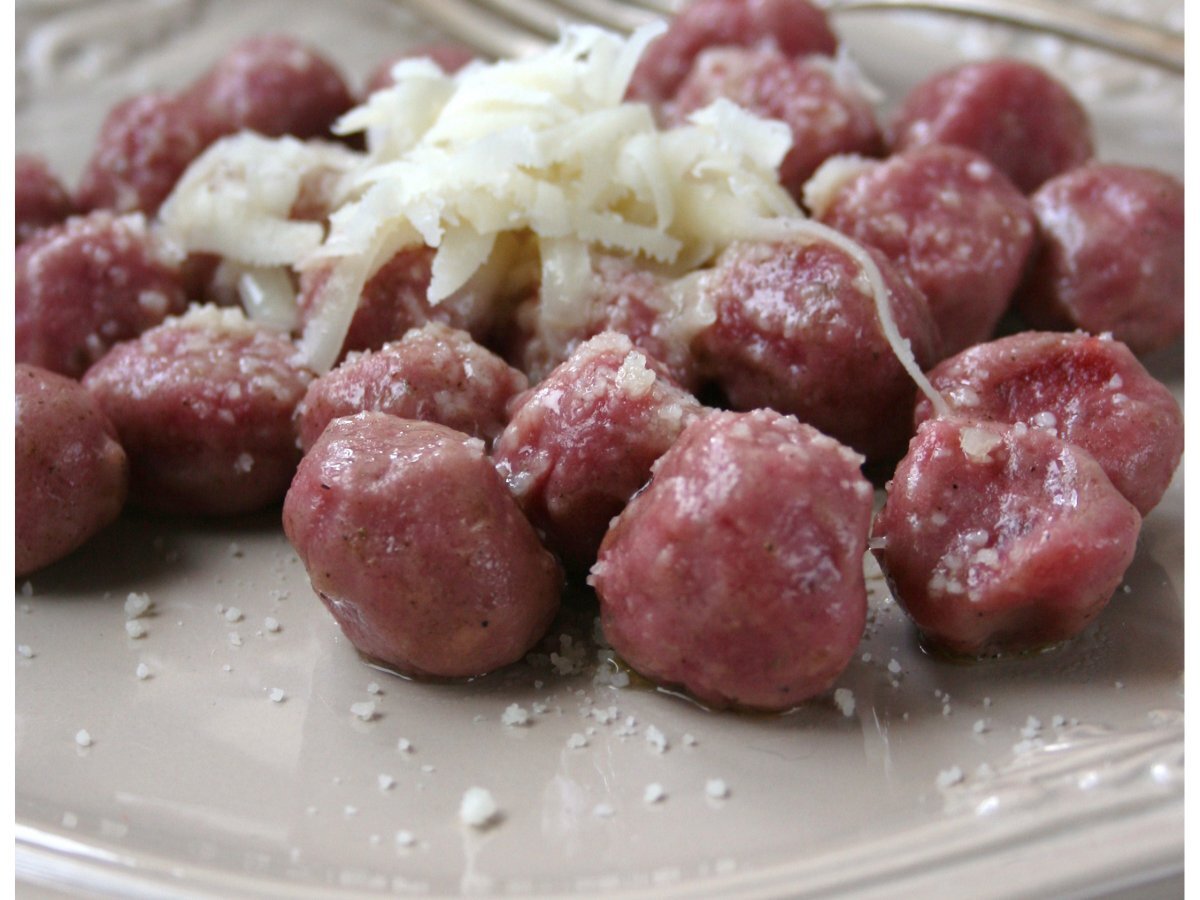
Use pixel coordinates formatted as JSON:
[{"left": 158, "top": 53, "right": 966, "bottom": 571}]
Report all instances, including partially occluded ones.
[{"left": 14, "top": 1, "right": 1184, "bottom": 896}]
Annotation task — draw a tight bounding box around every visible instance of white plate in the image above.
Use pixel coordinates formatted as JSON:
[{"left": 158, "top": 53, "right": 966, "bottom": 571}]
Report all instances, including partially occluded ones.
[{"left": 14, "top": 1, "right": 1184, "bottom": 896}]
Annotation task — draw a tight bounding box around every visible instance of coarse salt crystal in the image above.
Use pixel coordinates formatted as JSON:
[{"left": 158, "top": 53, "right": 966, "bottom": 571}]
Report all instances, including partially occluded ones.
[
  {"left": 833, "top": 688, "right": 856, "bottom": 717},
  {"left": 366, "top": 682, "right": 381, "bottom": 694},
  {"left": 502, "top": 703, "right": 531, "bottom": 726},
  {"left": 269, "top": 688, "right": 286, "bottom": 703},
  {"left": 397, "top": 738, "right": 413, "bottom": 752},
  {"left": 936, "top": 766, "right": 964, "bottom": 789},
  {"left": 682, "top": 733, "right": 697, "bottom": 747},
  {"left": 973, "top": 719, "right": 989, "bottom": 734},
  {"left": 125, "top": 620, "right": 147, "bottom": 639},
  {"left": 228, "top": 631, "right": 243, "bottom": 647},
  {"left": 592, "top": 802, "right": 614, "bottom": 818},
  {"left": 459, "top": 787, "right": 499, "bottom": 828},
  {"left": 17, "top": 645, "right": 33, "bottom": 659},
  {"left": 378, "top": 774, "right": 395, "bottom": 791},
  {"left": 421, "top": 764, "right": 435, "bottom": 773},
  {"left": 705, "top": 779, "right": 729, "bottom": 799},
  {"left": 264, "top": 617, "right": 281, "bottom": 632},
  {"left": 395, "top": 830, "right": 416, "bottom": 847},
  {"left": 124, "top": 592, "right": 152, "bottom": 618},
  {"left": 645, "top": 725, "right": 668, "bottom": 753},
  {"left": 75, "top": 729, "right": 93, "bottom": 748},
  {"left": 224, "top": 606, "right": 243, "bottom": 623},
  {"left": 1020, "top": 716, "right": 1042, "bottom": 738},
  {"left": 643, "top": 783, "right": 666, "bottom": 804},
  {"left": 887, "top": 659, "right": 902, "bottom": 675},
  {"left": 135, "top": 663, "right": 151, "bottom": 680},
  {"left": 351, "top": 701, "right": 377, "bottom": 721},
  {"left": 566, "top": 733, "right": 588, "bottom": 749}
]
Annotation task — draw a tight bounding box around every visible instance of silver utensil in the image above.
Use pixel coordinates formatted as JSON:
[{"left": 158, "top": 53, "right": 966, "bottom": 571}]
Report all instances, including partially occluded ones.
[{"left": 400, "top": 0, "right": 1183, "bottom": 72}]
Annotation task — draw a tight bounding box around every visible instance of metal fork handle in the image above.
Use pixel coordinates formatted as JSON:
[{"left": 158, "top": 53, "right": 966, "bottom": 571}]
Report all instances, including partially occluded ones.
[
  {"left": 825, "top": 0, "right": 1183, "bottom": 73},
  {"left": 403, "top": 0, "right": 1184, "bottom": 74}
]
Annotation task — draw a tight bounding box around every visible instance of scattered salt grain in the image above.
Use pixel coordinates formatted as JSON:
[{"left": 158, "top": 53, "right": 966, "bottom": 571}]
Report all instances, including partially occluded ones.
[
  {"left": 1020, "top": 716, "right": 1042, "bottom": 738},
  {"left": 1013, "top": 738, "right": 1044, "bottom": 755},
  {"left": 135, "top": 663, "right": 151, "bottom": 680},
  {"left": 591, "top": 705, "right": 619, "bottom": 725},
  {"left": 61, "top": 812, "right": 78, "bottom": 828},
  {"left": 643, "top": 783, "right": 666, "bottom": 804},
  {"left": 224, "top": 606, "right": 243, "bottom": 623},
  {"left": 269, "top": 688, "right": 286, "bottom": 703},
  {"left": 645, "top": 725, "right": 668, "bottom": 753},
  {"left": 421, "top": 764, "right": 436, "bottom": 774},
  {"left": 973, "top": 719, "right": 989, "bottom": 734},
  {"left": 682, "top": 733, "right": 697, "bottom": 747},
  {"left": 459, "top": 787, "right": 499, "bottom": 828},
  {"left": 378, "top": 774, "right": 395, "bottom": 791},
  {"left": 264, "top": 617, "right": 281, "bottom": 633},
  {"left": 395, "top": 830, "right": 416, "bottom": 847},
  {"left": 833, "top": 688, "right": 856, "bottom": 717},
  {"left": 1051, "top": 715, "right": 1067, "bottom": 729},
  {"left": 887, "top": 659, "right": 903, "bottom": 675},
  {"left": 566, "top": 733, "right": 588, "bottom": 749},
  {"left": 1114, "top": 681, "right": 1125, "bottom": 690},
  {"left": 367, "top": 681, "right": 382, "bottom": 695},
  {"left": 344, "top": 806, "right": 358, "bottom": 817},
  {"left": 124, "top": 592, "right": 152, "bottom": 618},
  {"left": 592, "top": 803, "right": 614, "bottom": 818},
  {"left": 397, "top": 738, "right": 413, "bottom": 753},
  {"left": 705, "top": 779, "right": 729, "bottom": 799},
  {"left": 17, "top": 645, "right": 34, "bottom": 659},
  {"left": 125, "top": 620, "right": 147, "bottom": 639},
  {"left": 228, "top": 631, "right": 242, "bottom": 647},
  {"left": 222, "top": 664, "right": 232, "bottom": 673},
  {"left": 75, "top": 729, "right": 93, "bottom": 748},
  {"left": 982, "top": 697, "right": 993, "bottom": 707},
  {"left": 502, "top": 704, "right": 531, "bottom": 726},
  {"left": 228, "top": 542, "right": 243, "bottom": 557},
  {"left": 350, "top": 701, "right": 377, "bottom": 721},
  {"left": 936, "top": 766, "right": 964, "bottom": 789}
]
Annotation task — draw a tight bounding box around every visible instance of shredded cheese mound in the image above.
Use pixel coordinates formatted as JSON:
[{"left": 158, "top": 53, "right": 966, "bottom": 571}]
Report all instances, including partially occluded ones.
[
  {"left": 156, "top": 22, "right": 946, "bottom": 403},
  {"left": 298, "top": 22, "right": 798, "bottom": 372}
]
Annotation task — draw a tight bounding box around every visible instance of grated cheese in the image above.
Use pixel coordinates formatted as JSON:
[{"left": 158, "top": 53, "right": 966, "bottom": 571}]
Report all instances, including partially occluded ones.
[
  {"left": 158, "top": 23, "right": 945, "bottom": 402},
  {"left": 294, "top": 24, "right": 800, "bottom": 372}
]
